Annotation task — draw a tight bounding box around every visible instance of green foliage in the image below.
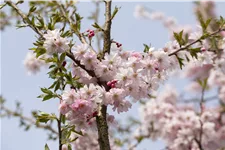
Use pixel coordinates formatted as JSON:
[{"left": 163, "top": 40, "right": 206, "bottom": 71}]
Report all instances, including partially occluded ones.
[
  {"left": 111, "top": 6, "right": 120, "bottom": 20},
  {"left": 199, "top": 17, "right": 212, "bottom": 32},
  {"left": 36, "top": 15, "right": 45, "bottom": 29},
  {"left": 47, "top": 12, "right": 63, "bottom": 30},
  {"left": 16, "top": 24, "right": 29, "bottom": 29},
  {"left": 136, "top": 136, "right": 144, "bottom": 143},
  {"left": 61, "top": 30, "right": 73, "bottom": 38},
  {"left": 67, "top": 144, "right": 72, "bottom": 150},
  {"left": 173, "top": 30, "right": 186, "bottom": 47},
  {"left": 71, "top": 13, "right": 83, "bottom": 32},
  {"left": 175, "top": 55, "right": 184, "bottom": 69},
  {"left": 35, "top": 111, "right": 57, "bottom": 124},
  {"left": 143, "top": 44, "right": 151, "bottom": 53},
  {"left": 28, "top": 5, "right": 37, "bottom": 17},
  {"left": 61, "top": 125, "right": 82, "bottom": 144},
  {"left": 217, "top": 16, "right": 225, "bottom": 28},
  {"left": 45, "top": 144, "right": 50, "bottom": 150},
  {"left": 114, "top": 139, "right": 123, "bottom": 147},
  {"left": 38, "top": 88, "right": 59, "bottom": 101},
  {"left": 0, "top": 3, "right": 7, "bottom": 9},
  {"left": 198, "top": 78, "right": 208, "bottom": 89},
  {"left": 92, "top": 22, "right": 102, "bottom": 30},
  {"left": 0, "top": 95, "right": 5, "bottom": 104},
  {"left": 189, "top": 47, "right": 201, "bottom": 59}
]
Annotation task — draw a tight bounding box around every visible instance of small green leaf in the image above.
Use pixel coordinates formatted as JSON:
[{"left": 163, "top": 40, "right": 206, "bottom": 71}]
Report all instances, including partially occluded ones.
[
  {"left": 176, "top": 55, "right": 184, "bottom": 69},
  {"left": 54, "top": 80, "right": 61, "bottom": 92},
  {"left": 61, "top": 115, "right": 66, "bottom": 124},
  {"left": 41, "top": 88, "right": 53, "bottom": 94},
  {"left": 43, "top": 95, "right": 53, "bottom": 101},
  {"left": 37, "top": 94, "right": 45, "bottom": 98},
  {"left": 29, "top": 6, "right": 36, "bottom": 13},
  {"left": 74, "top": 13, "right": 83, "bottom": 31},
  {"left": 205, "top": 18, "right": 212, "bottom": 29},
  {"left": 189, "top": 47, "right": 201, "bottom": 59},
  {"left": 173, "top": 30, "right": 185, "bottom": 47},
  {"left": 136, "top": 136, "right": 144, "bottom": 143},
  {"left": 59, "top": 53, "right": 66, "bottom": 64},
  {"left": 198, "top": 78, "right": 208, "bottom": 89},
  {"left": 15, "top": 0, "right": 24, "bottom": 5},
  {"left": 31, "top": 16, "right": 35, "bottom": 25},
  {"left": 143, "top": 44, "right": 150, "bottom": 53},
  {"left": 218, "top": 16, "right": 225, "bottom": 28},
  {"left": 0, "top": 3, "right": 7, "bottom": 9},
  {"left": 199, "top": 16, "right": 205, "bottom": 28},
  {"left": 45, "top": 144, "right": 50, "bottom": 150},
  {"left": 199, "top": 17, "right": 212, "bottom": 32},
  {"left": 35, "top": 112, "right": 57, "bottom": 123},
  {"left": 92, "top": 22, "right": 101, "bottom": 30},
  {"left": 68, "top": 144, "right": 72, "bottom": 150},
  {"left": 111, "top": 6, "right": 120, "bottom": 20},
  {"left": 61, "top": 30, "right": 72, "bottom": 37},
  {"left": 16, "top": 24, "right": 28, "bottom": 29},
  {"left": 48, "top": 81, "right": 57, "bottom": 89},
  {"left": 35, "top": 47, "right": 46, "bottom": 58}
]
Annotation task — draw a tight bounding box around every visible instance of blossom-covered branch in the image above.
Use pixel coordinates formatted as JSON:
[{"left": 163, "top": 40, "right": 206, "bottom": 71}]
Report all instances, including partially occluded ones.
[{"left": 168, "top": 28, "right": 225, "bottom": 56}]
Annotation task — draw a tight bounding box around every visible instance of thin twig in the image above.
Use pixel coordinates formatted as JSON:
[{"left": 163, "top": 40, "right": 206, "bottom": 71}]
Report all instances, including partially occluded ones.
[
  {"left": 93, "top": 2, "right": 102, "bottom": 52},
  {"left": 54, "top": 1, "right": 87, "bottom": 44},
  {"left": 168, "top": 28, "right": 225, "bottom": 56},
  {"left": 195, "top": 85, "right": 206, "bottom": 150},
  {"left": 181, "top": 95, "right": 217, "bottom": 103},
  {"left": 6, "top": 1, "right": 99, "bottom": 79},
  {"left": 0, "top": 105, "right": 58, "bottom": 134},
  {"left": 98, "top": 0, "right": 112, "bottom": 59},
  {"left": 5, "top": 1, "right": 44, "bottom": 37},
  {"left": 57, "top": 115, "right": 62, "bottom": 150}
]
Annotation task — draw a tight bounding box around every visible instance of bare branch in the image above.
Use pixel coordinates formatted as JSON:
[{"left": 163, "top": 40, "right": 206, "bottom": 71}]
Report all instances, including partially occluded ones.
[
  {"left": 0, "top": 104, "right": 58, "bottom": 135},
  {"left": 98, "top": 0, "right": 112, "bottom": 59}
]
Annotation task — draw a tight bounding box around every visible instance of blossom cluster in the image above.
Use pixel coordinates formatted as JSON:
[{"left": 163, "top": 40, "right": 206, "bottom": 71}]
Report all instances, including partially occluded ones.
[
  {"left": 43, "top": 19, "right": 224, "bottom": 132},
  {"left": 72, "top": 130, "right": 120, "bottom": 150},
  {"left": 43, "top": 29, "right": 69, "bottom": 55},
  {"left": 133, "top": 30, "right": 225, "bottom": 149},
  {"left": 59, "top": 84, "right": 116, "bottom": 131},
  {"left": 135, "top": 85, "right": 225, "bottom": 150},
  {"left": 59, "top": 40, "right": 184, "bottom": 130},
  {"left": 183, "top": 30, "right": 225, "bottom": 103}
]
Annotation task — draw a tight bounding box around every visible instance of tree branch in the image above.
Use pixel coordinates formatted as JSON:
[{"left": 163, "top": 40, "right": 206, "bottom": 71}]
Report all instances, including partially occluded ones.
[
  {"left": 54, "top": 1, "right": 87, "bottom": 44},
  {"left": 57, "top": 115, "right": 62, "bottom": 150},
  {"left": 195, "top": 83, "right": 206, "bottom": 150},
  {"left": 5, "top": 1, "right": 99, "bottom": 80},
  {"left": 98, "top": 0, "right": 112, "bottom": 59},
  {"left": 5, "top": 1, "right": 44, "bottom": 37},
  {"left": 96, "top": 1, "right": 112, "bottom": 150},
  {"left": 168, "top": 28, "right": 225, "bottom": 56},
  {"left": 181, "top": 95, "right": 217, "bottom": 103},
  {"left": 93, "top": 1, "right": 102, "bottom": 52},
  {"left": 0, "top": 105, "right": 58, "bottom": 135}
]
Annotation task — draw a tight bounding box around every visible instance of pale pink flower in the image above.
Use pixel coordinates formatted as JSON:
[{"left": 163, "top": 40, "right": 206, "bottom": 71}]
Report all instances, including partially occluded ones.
[
  {"left": 43, "top": 29, "right": 69, "bottom": 54},
  {"left": 23, "top": 52, "right": 44, "bottom": 75},
  {"left": 59, "top": 101, "right": 70, "bottom": 115}
]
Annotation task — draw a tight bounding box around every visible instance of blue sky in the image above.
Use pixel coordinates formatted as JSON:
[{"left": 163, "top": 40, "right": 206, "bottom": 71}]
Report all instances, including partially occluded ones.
[{"left": 1, "top": 2, "right": 225, "bottom": 150}]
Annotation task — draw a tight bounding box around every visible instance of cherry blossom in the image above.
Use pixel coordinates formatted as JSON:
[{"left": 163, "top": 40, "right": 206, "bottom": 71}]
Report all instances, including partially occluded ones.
[
  {"left": 23, "top": 52, "right": 45, "bottom": 75},
  {"left": 43, "top": 29, "right": 69, "bottom": 54}
]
